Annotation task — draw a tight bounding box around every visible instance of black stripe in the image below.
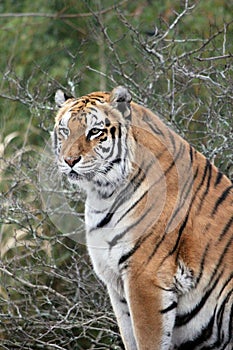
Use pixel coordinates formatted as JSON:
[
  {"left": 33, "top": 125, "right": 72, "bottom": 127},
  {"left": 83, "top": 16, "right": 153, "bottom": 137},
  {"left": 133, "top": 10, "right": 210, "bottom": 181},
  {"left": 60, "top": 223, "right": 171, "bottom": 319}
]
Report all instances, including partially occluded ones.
[
  {"left": 214, "top": 171, "right": 223, "bottom": 187},
  {"left": 203, "top": 159, "right": 212, "bottom": 196},
  {"left": 159, "top": 212, "right": 190, "bottom": 266},
  {"left": 121, "top": 126, "right": 131, "bottom": 176},
  {"left": 104, "top": 166, "right": 153, "bottom": 247},
  {"left": 111, "top": 158, "right": 161, "bottom": 253},
  {"left": 129, "top": 165, "right": 147, "bottom": 191},
  {"left": 165, "top": 169, "right": 194, "bottom": 233},
  {"left": 108, "top": 230, "right": 130, "bottom": 249},
  {"left": 175, "top": 270, "right": 223, "bottom": 327},
  {"left": 217, "top": 290, "right": 233, "bottom": 333},
  {"left": 185, "top": 159, "right": 211, "bottom": 214},
  {"left": 105, "top": 117, "right": 110, "bottom": 126},
  {"left": 118, "top": 227, "right": 154, "bottom": 266},
  {"left": 146, "top": 151, "right": 193, "bottom": 262},
  {"left": 160, "top": 301, "right": 177, "bottom": 314},
  {"left": 215, "top": 289, "right": 233, "bottom": 349},
  {"left": 105, "top": 123, "right": 124, "bottom": 163},
  {"left": 197, "top": 159, "right": 212, "bottom": 212},
  {"left": 96, "top": 212, "right": 114, "bottom": 228},
  {"left": 97, "top": 161, "right": 152, "bottom": 232},
  {"left": 97, "top": 161, "right": 115, "bottom": 177},
  {"left": 116, "top": 123, "right": 123, "bottom": 160},
  {"left": 168, "top": 129, "right": 176, "bottom": 153},
  {"left": 142, "top": 113, "right": 165, "bottom": 136},
  {"left": 155, "top": 147, "right": 167, "bottom": 161},
  {"left": 110, "top": 168, "right": 145, "bottom": 214},
  {"left": 101, "top": 125, "right": 129, "bottom": 182},
  {"left": 218, "top": 215, "right": 233, "bottom": 241},
  {"left": 168, "top": 211, "right": 189, "bottom": 256},
  {"left": 118, "top": 236, "right": 144, "bottom": 265},
  {"left": 178, "top": 145, "right": 194, "bottom": 199},
  {"left": 115, "top": 188, "right": 149, "bottom": 227},
  {"left": 170, "top": 145, "right": 195, "bottom": 221},
  {"left": 88, "top": 106, "right": 98, "bottom": 112},
  {"left": 111, "top": 198, "right": 154, "bottom": 252},
  {"left": 110, "top": 126, "right": 116, "bottom": 139},
  {"left": 195, "top": 243, "right": 209, "bottom": 285},
  {"left": 103, "top": 126, "right": 116, "bottom": 162},
  {"left": 189, "top": 144, "right": 194, "bottom": 164},
  {"left": 193, "top": 166, "right": 199, "bottom": 181},
  {"left": 218, "top": 272, "right": 233, "bottom": 299},
  {"left": 217, "top": 301, "right": 225, "bottom": 341},
  {"left": 207, "top": 234, "right": 233, "bottom": 290},
  {"left": 212, "top": 185, "right": 233, "bottom": 216},
  {"left": 225, "top": 303, "right": 233, "bottom": 348},
  {"left": 176, "top": 312, "right": 215, "bottom": 350},
  {"left": 147, "top": 150, "right": 202, "bottom": 256},
  {"left": 147, "top": 232, "right": 167, "bottom": 264},
  {"left": 120, "top": 298, "right": 127, "bottom": 304},
  {"left": 118, "top": 122, "right": 122, "bottom": 139},
  {"left": 117, "top": 123, "right": 122, "bottom": 158},
  {"left": 164, "top": 142, "right": 185, "bottom": 176},
  {"left": 199, "top": 158, "right": 210, "bottom": 188}
]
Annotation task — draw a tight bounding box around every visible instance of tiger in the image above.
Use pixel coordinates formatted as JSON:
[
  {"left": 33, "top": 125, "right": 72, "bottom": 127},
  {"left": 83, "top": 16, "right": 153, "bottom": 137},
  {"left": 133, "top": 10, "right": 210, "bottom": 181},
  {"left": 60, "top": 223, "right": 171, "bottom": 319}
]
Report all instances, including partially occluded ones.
[{"left": 52, "top": 85, "right": 233, "bottom": 350}]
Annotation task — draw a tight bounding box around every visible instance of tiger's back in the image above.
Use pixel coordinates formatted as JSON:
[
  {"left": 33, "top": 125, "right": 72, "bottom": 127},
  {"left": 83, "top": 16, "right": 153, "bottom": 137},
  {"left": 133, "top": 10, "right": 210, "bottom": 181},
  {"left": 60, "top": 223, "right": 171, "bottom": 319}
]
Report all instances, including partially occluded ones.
[{"left": 53, "top": 86, "right": 233, "bottom": 350}]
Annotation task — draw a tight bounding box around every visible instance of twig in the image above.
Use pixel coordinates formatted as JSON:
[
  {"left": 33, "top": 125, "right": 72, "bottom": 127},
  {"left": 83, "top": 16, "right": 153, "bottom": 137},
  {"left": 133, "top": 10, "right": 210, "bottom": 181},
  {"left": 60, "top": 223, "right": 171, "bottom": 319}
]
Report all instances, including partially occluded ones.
[
  {"left": 0, "top": 265, "right": 72, "bottom": 306},
  {"left": 158, "top": 0, "right": 196, "bottom": 42},
  {"left": 195, "top": 54, "right": 232, "bottom": 61}
]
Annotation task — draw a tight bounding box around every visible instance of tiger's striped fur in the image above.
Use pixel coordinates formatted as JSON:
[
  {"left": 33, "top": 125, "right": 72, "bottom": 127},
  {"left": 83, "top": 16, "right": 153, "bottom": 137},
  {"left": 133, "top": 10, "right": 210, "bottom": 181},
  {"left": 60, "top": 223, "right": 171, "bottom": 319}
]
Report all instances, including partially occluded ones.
[{"left": 53, "top": 86, "right": 233, "bottom": 350}]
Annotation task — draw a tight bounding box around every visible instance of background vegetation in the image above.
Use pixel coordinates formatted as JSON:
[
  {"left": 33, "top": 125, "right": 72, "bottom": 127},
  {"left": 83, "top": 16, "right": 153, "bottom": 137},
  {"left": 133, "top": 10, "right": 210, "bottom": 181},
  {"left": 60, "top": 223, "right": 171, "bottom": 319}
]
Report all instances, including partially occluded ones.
[{"left": 0, "top": 0, "right": 232, "bottom": 349}]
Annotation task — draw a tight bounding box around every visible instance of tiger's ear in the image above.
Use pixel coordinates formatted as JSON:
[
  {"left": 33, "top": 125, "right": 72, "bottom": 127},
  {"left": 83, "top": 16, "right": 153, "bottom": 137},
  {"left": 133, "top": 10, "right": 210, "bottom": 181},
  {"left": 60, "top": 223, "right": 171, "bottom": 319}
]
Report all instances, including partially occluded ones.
[
  {"left": 109, "top": 86, "right": 132, "bottom": 119},
  {"left": 55, "top": 89, "right": 73, "bottom": 108}
]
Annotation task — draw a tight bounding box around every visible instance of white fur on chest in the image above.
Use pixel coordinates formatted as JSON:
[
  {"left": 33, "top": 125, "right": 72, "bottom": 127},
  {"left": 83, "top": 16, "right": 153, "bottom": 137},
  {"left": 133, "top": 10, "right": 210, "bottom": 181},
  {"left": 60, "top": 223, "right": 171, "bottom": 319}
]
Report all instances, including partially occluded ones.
[
  {"left": 86, "top": 231, "right": 128, "bottom": 288},
  {"left": 85, "top": 193, "right": 133, "bottom": 291}
]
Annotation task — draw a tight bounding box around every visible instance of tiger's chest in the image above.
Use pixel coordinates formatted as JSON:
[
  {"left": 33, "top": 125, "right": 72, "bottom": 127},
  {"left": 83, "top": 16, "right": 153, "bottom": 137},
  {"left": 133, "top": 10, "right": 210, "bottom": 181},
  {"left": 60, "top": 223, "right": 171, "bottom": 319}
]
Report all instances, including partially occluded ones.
[
  {"left": 85, "top": 195, "right": 133, "bottom": 289},
  {"left": 86, "top": 231, "right": 129, "bottom": 290}
]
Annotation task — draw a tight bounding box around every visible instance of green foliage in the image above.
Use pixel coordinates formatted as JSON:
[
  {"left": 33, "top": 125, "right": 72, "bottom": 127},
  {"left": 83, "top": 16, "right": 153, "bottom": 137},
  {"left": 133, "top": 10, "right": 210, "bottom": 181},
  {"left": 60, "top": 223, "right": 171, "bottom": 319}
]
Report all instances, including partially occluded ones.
[{"left": 0, "top": 0, "right": 232, "bottom": 348}]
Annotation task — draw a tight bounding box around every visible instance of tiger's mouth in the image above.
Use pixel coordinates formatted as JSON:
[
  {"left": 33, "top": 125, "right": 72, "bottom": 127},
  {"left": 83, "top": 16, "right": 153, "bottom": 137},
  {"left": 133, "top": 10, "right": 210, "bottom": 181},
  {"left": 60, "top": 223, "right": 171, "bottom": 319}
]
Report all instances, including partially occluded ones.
[{"left": 68, "top": 169, "right": 95, "bottom": 182}]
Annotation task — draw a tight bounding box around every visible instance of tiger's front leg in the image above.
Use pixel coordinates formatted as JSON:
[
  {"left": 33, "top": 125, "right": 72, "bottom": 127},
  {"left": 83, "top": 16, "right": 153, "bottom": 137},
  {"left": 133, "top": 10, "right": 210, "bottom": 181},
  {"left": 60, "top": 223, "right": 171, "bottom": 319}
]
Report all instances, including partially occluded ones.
[
  {"left": 107, "top": 286, "right": 138, "bottom": 350},
  {"left": 123, "top": 272, "right": 177, "bottom": 350}
]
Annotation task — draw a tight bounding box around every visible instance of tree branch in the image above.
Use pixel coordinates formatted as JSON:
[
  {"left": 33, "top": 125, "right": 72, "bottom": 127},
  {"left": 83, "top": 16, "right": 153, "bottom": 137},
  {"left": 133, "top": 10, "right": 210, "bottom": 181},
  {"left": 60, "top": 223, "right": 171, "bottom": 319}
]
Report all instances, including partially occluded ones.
[
  {"left": 195, "top": 54, "right": 232, "bottom": 61},
  {"left": 0, "top": 265, "right": 73, "bottom": 306}
]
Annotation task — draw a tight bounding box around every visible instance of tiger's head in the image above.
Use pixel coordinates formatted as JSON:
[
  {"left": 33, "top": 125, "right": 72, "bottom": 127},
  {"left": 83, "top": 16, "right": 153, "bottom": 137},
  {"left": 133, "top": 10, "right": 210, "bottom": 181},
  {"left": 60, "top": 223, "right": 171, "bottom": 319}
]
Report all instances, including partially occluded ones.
[{"left": 52, "top": 86, "right": 135, "bottom": 197}]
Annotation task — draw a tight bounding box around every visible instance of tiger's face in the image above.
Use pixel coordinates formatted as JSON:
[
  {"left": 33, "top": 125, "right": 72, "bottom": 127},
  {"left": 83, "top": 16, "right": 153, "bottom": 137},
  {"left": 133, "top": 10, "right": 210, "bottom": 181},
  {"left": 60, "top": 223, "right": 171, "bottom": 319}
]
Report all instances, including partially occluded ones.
[{"left": 53, "top": 87, "right": 134, "bottom": 196}]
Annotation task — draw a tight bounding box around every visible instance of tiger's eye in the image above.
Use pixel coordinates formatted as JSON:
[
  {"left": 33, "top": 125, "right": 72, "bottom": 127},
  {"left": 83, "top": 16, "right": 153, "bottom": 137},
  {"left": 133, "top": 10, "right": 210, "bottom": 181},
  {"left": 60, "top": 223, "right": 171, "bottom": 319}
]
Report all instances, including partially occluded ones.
[
  {"left": 59, "top": 127, "right": 69, "bottom": 137},
  {"left": 91, "top": 128, "right": 100, "bottom": 134},
  {"left": 87, "top": 128, "right": 103, "bottom": 141}
]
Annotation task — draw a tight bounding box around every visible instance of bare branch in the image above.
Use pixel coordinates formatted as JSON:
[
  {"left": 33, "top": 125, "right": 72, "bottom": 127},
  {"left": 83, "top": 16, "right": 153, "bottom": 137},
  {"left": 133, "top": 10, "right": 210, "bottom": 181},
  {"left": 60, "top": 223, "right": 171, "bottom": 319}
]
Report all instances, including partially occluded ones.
[
  {"left": 195, "top": 54, "right": 232, "bottom": 61},
  {"left": 158, "top": 0, "right": 196, "bottom": 42},
  {"left": 0, "top": 265, "right": 73, "bottom": 305}
]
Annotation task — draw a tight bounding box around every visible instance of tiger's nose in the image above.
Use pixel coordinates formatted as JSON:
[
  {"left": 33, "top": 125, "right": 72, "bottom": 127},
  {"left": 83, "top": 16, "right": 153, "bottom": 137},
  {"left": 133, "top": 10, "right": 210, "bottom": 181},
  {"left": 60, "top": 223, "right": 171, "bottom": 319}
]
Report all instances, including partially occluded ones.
[{"left": 64, "top": 156, "right": 81, "bottom": 167}]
